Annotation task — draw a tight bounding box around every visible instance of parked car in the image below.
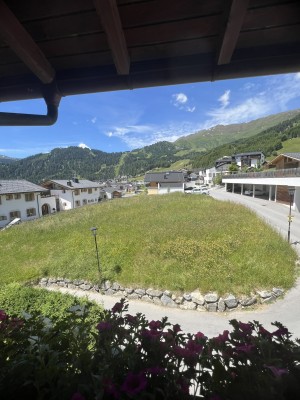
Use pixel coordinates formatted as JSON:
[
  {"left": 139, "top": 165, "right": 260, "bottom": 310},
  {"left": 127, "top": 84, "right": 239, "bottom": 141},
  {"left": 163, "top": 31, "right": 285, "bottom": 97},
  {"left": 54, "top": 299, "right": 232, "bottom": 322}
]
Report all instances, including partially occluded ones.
[
  {"left": 244, "top": 188, "right": 266, "bottom": 196},
  {"left": 191, "top": 188, "right": 209, "bottom": 195}
]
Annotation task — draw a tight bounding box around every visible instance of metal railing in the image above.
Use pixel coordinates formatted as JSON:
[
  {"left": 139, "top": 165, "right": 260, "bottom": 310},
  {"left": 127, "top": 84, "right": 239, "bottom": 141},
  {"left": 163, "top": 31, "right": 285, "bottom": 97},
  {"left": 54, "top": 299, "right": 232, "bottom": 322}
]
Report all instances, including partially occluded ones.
[{"left": 222, "top": 168, "right": 300, "bottom": 179}]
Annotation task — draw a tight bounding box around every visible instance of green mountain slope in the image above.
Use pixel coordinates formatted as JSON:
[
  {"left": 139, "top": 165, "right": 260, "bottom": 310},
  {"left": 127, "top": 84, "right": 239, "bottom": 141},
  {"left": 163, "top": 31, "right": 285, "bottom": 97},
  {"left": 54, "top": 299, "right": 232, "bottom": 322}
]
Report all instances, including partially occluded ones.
[
  {"left": 176, "top": 109, "right": 300, "bottom": 151},
  {"left": 192, "top": 113, "right": 300, "bottom": 168},
  {"left": 1, "top": 109, "right": 300, "bottom": 182}
]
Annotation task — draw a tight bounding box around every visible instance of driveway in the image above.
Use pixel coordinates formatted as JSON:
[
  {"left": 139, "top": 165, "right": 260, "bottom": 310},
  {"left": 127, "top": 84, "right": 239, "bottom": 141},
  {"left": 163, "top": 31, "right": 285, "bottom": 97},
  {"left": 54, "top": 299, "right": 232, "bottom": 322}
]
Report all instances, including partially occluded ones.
[{"left": 47, "top": 188, "right": 300, "bottom": 339}]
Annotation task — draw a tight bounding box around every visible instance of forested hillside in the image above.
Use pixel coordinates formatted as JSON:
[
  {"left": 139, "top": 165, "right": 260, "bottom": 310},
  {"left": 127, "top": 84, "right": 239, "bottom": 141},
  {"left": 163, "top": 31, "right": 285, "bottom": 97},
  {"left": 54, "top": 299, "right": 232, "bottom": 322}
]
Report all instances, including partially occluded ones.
[
  {"left": 0, "top": 147, "right": 123, "bottom": 183},
  {"left": 192, "top": 113, "right": 300, "bottom": 169},
  {"left": 1, "top": 110, "right": 300, "bottom": 182}
]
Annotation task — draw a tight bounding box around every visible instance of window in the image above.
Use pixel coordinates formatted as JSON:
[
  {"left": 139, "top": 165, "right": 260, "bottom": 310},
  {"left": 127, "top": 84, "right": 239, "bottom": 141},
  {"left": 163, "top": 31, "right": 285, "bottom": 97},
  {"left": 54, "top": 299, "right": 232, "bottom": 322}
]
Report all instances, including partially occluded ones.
[
  {"left": 75, "top": 200, "right": 80, "bottom": 207},
  {"left": 88, "top": 188, "right": 92, "bottom": 194},
  {"left": 10, "top": 211, "right": 21, "bottom": 219},
  {"left": 81, "top": 188, "right": 87, "bottom": 192},
  {"left": 25, "top": 193, "right": 34, "bottom": 201},
  {"left": 26, "top": 208, "right": 36, "bottom": 217},
  {"left": 82, "top": 199, "right": 87, "bottom": 205},
  {"left": 0, "top": 196, "right": 1, "bottom": 204},
  {"left": 14, "top": 193, "right": 21, "bottom": 199},
  {"left": 94, "top": 188, "right": 97, "bottom": 191},
  {"left": 74, "top": 189, "right": 80, "bottom": 196},
  {"left": 0, "top": 216, "right": 7, "bottom": 221},
  {"left": 6, "top": 194, "right": 13, "bottom": 200}
]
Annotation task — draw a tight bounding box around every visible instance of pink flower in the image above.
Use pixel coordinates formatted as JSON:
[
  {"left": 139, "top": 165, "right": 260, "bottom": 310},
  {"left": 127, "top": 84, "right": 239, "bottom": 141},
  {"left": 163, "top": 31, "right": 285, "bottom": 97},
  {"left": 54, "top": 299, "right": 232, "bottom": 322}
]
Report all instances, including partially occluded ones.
[
  {"left": 149, "top": 320, "right": 162, "bottom": 330},
  {"left": 172, "top": 323, "right": 181, "bottom": 333},
  {"left": 112, "top": 301, "right": 123, "bottom": 313},
  {"left": 121, "top": 372, "right": 147, "bottom": 395},
  {"left": 195, "top": 331, "right": 205, "bottom": 339},
  {"left": 141, "top": 329, "right": 162, "bottom": 341},
  {"left": 213, "top": 330, "right": 229, "bottom": 345},
  {"left": 125, "top": 314, "right": 137, "bottom": 324},
  {"left": 272, "top": 327, "right": 289, "bottom": 337},
  {"left": 238, "top": 322, "right": 253, "bottom": 334},
  {"left": 265, "top": 365, "right": 289, "bottom": 378},
  {"left": 96, "top": 321, "right": 112, "bottom": 331},
  {"left": 145, "top": 366, "right": 165, "bottom": 376},
  {"left": 259, "top": 326, "right": 272, "bottom": 338}
]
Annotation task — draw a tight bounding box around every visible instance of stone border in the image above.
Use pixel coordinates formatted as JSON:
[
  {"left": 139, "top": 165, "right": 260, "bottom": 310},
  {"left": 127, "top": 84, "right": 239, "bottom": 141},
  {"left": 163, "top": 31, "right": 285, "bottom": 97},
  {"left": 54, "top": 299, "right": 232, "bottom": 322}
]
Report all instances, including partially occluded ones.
[{"left": 38, "top": 278, "right": 285, "bottom": 312}]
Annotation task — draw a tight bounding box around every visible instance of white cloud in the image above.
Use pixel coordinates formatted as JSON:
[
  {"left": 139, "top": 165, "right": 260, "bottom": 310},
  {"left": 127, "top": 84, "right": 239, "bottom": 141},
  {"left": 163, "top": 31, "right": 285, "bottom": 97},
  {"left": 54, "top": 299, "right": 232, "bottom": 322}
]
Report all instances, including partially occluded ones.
[
  {"left": 91, "top": 117, "right": 97, "bottom": 124},
  {"left": 171, "top": 92, "right": 196, "bottom": 112},
  {"left": 78, "top": 143, "right": 91, "bottom": 150},
  {"left": 218, "top": 90, "right": 230, "bottom": 108},
  {"left": 172, "top": 93, "right": 188, "bottom": 105}
]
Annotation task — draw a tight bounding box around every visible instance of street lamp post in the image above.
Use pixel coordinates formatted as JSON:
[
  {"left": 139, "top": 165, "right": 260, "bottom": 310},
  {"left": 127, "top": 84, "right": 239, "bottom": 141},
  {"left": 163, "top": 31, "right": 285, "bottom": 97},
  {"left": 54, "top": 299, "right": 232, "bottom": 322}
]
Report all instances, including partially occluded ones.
[
  {"left": 287, "top": 187, "right": 295, "bottom": 243},
  {"left": 90, "top": 227, "right": 101, "bottom": 277}
]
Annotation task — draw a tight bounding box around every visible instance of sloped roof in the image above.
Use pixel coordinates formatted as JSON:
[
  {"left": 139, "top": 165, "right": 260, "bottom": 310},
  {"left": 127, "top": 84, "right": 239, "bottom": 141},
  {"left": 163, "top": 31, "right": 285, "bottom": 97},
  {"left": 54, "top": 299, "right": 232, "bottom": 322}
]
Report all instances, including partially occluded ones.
[
  {"left": 0, "top": 0, "right": 300, "bottom": 126},
  {"left": 45, "top": 179, "right": 101, "bottom": 189},
  {"left": 0, "top": 179, "right": 48, "bottom": 194},
  {"left": 267, "top": 152, "right": 300, "bottom": 166},
  {"left": 144, "top": 171, "right": 184, "bottom": 183}
]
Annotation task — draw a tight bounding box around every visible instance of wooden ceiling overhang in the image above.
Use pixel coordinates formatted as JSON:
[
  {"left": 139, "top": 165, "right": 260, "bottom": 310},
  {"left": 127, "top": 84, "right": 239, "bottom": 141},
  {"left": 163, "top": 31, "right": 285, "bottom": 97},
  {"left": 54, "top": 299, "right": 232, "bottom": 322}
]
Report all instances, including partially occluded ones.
[{"left": 0, "top": 0, "right": 300, "bottom": 125}]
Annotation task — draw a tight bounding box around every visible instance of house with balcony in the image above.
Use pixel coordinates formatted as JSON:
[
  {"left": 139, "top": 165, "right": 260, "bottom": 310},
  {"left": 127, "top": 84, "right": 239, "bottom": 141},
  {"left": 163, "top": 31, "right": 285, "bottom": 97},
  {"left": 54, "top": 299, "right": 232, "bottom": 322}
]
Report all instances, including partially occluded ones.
[
  {"left": 232, "top": 151, "right": 265, "bottom": 169},
  {"left": 0, "top": 180, "right": 56, "bottom": 228},
  {"left": 222, "top": 153, "right": 300, "bottom": 212},
  {"left": 41, "top": 178, "right": 102, "bottom": 211},
  {"left": 144, "top": 171, "right": 185, "bottom": 195}
]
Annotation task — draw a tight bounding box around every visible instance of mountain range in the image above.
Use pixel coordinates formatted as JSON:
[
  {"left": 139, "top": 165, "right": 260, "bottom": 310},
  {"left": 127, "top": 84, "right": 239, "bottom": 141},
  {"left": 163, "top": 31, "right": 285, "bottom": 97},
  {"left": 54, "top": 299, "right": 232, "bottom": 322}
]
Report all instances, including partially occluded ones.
[{"left": 1, "top": 109, "right": 300, "bottom": 183}]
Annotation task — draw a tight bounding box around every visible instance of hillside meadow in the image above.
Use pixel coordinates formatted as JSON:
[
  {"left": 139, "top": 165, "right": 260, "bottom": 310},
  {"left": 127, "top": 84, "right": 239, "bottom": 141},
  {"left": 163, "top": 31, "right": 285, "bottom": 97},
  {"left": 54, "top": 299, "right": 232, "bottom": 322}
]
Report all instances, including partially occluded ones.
[{"left": 0, "top": 193, "right": 297, "bottom": 295}]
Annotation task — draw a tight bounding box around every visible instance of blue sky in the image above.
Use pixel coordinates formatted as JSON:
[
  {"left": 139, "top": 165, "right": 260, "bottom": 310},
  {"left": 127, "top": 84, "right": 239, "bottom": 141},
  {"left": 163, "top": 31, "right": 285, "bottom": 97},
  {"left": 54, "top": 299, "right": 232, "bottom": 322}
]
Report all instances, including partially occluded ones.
[{"left": 1, "top": 72, "right": 300, "bottom": 159}]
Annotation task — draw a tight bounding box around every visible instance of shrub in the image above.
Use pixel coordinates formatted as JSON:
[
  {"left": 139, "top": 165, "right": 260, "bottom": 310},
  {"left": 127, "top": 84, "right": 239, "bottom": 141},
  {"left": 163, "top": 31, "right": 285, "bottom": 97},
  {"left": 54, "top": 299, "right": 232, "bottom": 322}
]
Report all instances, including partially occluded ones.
[{"left": 0, "top": 299, "right": 299, "bottom": 399}]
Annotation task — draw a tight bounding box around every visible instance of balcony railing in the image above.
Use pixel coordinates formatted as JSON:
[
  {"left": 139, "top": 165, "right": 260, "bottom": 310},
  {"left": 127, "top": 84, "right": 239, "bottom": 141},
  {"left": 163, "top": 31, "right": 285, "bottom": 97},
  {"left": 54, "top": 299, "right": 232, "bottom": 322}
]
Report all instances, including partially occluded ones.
[{"left": 222, "top": 168, "right": 300, "bottom": 179}]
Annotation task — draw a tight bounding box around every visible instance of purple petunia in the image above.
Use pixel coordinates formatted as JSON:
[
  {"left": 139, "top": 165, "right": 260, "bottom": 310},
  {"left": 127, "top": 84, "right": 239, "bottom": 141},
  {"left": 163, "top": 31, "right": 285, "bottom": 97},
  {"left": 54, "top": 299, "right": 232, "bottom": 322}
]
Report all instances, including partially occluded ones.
[
  {"left": 96, "top": 321, "right": 112, "bottom": 331},
  {"left": 121, "top": 372, "right": 147, "bottom": 395}
]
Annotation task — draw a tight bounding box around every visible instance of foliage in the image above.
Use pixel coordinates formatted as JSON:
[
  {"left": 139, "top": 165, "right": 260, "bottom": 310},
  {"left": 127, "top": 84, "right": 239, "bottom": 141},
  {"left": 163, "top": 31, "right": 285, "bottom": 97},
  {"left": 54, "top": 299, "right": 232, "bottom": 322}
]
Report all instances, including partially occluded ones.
[
  {"left": 0, "top": 283, "right": 103, "bottom": 328},
  {"left": 0, "top": 298, "right": 299, "bottom": 399},
  {"left": 0, "top": 194, "right": 297, "bottom": 295}
]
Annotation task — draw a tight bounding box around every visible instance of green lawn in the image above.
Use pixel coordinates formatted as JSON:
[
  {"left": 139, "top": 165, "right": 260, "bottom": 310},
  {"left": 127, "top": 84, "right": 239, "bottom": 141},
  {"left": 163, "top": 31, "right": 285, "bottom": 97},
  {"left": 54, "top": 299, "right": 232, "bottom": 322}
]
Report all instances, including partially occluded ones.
[{"left": 0, "top": 193, "right": 297, "bottom": 295}]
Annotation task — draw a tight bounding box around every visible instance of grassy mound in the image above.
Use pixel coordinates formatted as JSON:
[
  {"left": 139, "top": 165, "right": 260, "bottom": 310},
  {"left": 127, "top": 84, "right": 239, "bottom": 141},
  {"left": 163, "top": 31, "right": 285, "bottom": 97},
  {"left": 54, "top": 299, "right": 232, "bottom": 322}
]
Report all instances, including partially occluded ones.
[{"left": 0, "top": 193, "right": 297, "bottom": 295}]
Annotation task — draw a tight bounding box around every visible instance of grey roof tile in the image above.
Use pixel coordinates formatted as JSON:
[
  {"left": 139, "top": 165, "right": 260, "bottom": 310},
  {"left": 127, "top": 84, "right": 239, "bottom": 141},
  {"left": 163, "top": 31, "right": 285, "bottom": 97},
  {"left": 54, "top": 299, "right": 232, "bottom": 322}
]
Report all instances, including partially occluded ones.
[{"left": 0, "top": 180, "right": 48, "bottom": 195}]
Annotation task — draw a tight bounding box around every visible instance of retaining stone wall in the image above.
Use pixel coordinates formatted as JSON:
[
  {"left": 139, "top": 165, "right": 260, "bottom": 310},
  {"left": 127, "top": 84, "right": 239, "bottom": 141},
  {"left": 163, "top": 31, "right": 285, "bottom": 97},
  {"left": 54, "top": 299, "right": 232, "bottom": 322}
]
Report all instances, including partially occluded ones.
[{"left": 38, "top": 277, "right": 284, "bottom": 312}]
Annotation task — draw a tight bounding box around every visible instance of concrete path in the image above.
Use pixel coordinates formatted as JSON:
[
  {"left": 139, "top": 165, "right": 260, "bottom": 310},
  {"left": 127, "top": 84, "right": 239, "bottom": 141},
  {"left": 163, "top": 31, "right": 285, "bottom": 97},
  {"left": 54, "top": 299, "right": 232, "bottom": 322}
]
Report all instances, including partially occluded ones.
[{"left": 47, "top": 188, "right": 300, "bottom": 339}]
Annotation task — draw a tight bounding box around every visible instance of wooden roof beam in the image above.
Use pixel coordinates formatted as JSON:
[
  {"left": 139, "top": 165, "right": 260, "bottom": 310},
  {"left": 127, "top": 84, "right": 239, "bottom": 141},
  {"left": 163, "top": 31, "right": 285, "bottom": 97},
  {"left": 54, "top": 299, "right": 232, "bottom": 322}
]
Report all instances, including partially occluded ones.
[
  {"left": 217, "top": 0, "right": 249, "bottom": 65},
  {"left": 0, "top": 0, "right": 55, "bottom": 84},
  {"left": 94, "top": 0, "right": 130, "bottom": 75}
]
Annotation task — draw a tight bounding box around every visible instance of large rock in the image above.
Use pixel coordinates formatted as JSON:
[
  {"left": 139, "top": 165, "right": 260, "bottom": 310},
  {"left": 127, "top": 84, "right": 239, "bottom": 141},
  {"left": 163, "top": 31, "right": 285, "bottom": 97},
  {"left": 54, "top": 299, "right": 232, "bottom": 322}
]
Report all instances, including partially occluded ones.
[
  {"left": 272, "top": 287, "right": 284, "bottom": 297},
  {"left": 204, "top": 293, "right": 219, "bottom": 303},
  {"left": 239, "top": 296, "right": 257, "bottom": 307},
  {"left": 183, "top": 293, "right": 192, "bottom": 301},
  {"left": 206, "top": 303, "right": 217, "bottom": 312},
  {"left": 218, "top": 298, "right": 226, "bottom": 312},
  {"left": 191, "top": 290, "right": 205, "bottom": 305},
  {"left": 112, "top": 282, "right": 120, "bottom": 291},
  {"left": 257, "top": 290, "right": 272, "bottom": 299},
  {"left": 146, "top": 289, "right": 163, "bottom": 298},
  {"left": 224, "top": 294, "right": 238, "bottom": 309},
  {"left": 161, "top": 294, "right": 177, "bottom": 308},
  {"left": 135, "top": 288, "right": 146, "bottom": 296},
  {"left": 180, "top": 300, "right": 196, "bottom": 310}
]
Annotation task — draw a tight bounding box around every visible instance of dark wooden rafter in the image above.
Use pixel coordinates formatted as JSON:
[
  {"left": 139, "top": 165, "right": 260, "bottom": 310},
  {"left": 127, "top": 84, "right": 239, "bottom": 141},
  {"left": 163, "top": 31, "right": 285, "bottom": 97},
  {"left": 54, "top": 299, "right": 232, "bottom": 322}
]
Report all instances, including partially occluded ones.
[
  {"left": 216, "top": 0, "right": 249, "bottom": 65},
  {"left": 93, "top": 0, "right": 130, "bottom": 75},
  {"left": 0, "top": 0, "right": 55, "bottom": 84}
]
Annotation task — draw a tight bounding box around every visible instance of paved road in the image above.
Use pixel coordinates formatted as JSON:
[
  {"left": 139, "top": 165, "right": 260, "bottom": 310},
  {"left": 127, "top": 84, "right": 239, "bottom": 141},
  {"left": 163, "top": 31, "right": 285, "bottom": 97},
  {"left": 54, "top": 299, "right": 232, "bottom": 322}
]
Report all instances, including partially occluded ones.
[{"left": 47, "top": 189, "right": 300, "bottom": 339}]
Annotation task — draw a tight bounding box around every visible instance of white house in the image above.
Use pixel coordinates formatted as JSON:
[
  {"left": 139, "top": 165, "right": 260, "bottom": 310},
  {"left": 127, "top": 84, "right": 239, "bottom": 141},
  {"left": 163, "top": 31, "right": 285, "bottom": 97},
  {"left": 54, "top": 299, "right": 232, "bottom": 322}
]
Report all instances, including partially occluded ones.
[
  {"left": 0, "top": 180, "right": 56, "bottom": 228},
  {"left": 144, "top": 171, "right": 185, "bottom": 195},
  {"left": 232, "top": 151, "right": 265, "bottom": 169},
  {"left": 41, "top": 178, "right": 103, "bottom": 211}
]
